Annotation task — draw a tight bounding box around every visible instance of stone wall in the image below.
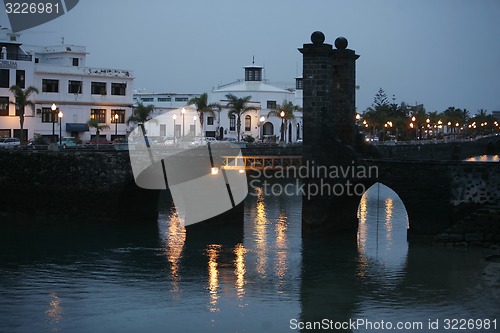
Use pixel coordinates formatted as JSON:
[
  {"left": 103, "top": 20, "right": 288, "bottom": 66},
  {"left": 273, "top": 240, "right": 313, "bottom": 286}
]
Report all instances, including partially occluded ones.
[
  {"left": 374, "top": 136, "right": 500, "bottom": 161},
  {"left": 0, "top": 150, "right": 160, "bottom": 222}
]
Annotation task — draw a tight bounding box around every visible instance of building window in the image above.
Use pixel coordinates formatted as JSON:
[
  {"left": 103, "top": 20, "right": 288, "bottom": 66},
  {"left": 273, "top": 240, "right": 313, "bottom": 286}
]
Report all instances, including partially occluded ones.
[
  {"left": 42, "top": 79, "right": 59, "bottom": 93},
  {"left": 91, "top": 82, "right": 107, "bottom": 95},
  {"left": 245, "top": 69, "right": 262, "bottom": 81},
  {"left": 0, "top": 129, "right": 11, "bottom": 137},
  {"left": 158, "top": 97, "right": 171, "bottom": 102},
  {"left": 207, "top": 116, "right": 214, "bottom": 125},
  {"left": 42, "top": 107, "right": 58, "bottom": 123},
  {"left": 229, "top": 115, "right": 236, "bottom": 131},
  {"left": 91, "top": 109, "right": 107, "bottom": 123},
  {"left": 267, "top": 101, "right": 276, "bottom": 109},
  {"left": 0, "top": 69, "right": 10, "bottom": 88},
  {"left": 35, "top": 58, "right": 39, "bottom": 63},
  {"left": 175, "top": 97, "right": 188, "bottom": 102},
  {"left": 296, "top": 78, "right": 303, "bottom": 90},
  {"left": 111, "top": 109, "right": 125, "bottom": 123},
  {"left": 111, "top": 83, "right": 127, "bottom": 96},
  {"left": 68, "top": 80, "right": 83, "bottom": 94},
  {"left": 0, "top": 97, "right": 9, "bottom": 116},
  {"left": 16, "top": 70, "right": 25, "bottom": 88},
  {"left": 72, "top": 58, "right": 79, "bottom": 66},
  {"left": 244, "top": 115, "right": 252, "bottom": 131},
  {"left": 141, "top": 97, "right": 154, "bottom": 102}
]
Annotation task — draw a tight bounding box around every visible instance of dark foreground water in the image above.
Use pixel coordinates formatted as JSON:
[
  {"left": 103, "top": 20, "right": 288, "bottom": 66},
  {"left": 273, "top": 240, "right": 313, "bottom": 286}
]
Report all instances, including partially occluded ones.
[{"left": 0, "top": 183, "right": 498, "bottom": 332}]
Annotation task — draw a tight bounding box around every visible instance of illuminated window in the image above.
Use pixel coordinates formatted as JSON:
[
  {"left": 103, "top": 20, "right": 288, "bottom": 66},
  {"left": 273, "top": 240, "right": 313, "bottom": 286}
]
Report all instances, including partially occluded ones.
[
  {"left": 91, "top": 109, "right": 106, "bottom": 123},
  {"left": 111, "top": 109, "right": 125, "bottom": 123}
]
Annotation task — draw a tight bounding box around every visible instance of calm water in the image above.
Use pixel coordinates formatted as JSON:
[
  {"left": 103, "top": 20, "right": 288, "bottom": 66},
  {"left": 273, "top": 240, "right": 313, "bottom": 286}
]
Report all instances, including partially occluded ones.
[{"left": 0, "top": 182, "right": 498, "bottom": 333}]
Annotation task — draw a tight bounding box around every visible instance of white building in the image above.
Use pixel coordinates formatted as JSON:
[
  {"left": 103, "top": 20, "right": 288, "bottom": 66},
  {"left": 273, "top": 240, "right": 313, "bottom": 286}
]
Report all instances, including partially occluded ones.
[
  {"left": 132, "top": 64, "right": 303, "bottom": 143},
  {"left": 209, "top": 64, "right": 302, "bottom": 142},
  {"left": 0, "top": 29, "right": 134, "bottom": 142}
]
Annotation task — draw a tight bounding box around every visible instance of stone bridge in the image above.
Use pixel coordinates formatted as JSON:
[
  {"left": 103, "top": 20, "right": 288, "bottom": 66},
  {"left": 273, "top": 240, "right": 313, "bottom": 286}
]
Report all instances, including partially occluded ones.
[{"left": 0, "top": 143, "right": 498, "bottom": 240}]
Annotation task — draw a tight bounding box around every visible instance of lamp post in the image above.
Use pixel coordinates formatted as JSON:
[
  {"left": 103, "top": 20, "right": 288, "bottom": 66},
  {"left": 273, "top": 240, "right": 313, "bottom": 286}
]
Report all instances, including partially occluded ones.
[
  {"left": 193, "top": 116, "right": 197, "bottom": 136},
  {"left": 58, "top": 110, "right": 63, "bottom": 145},
  {"left": 259, "top": 116, "right": 265, "bottom": 142},
  {"left": 51, "top": 103, "right": 57, "bottom": 143},
  {"left": 280, "top": 110, "right": 285, "bottom": 142},
  {"left": 114, "top": 113, "right": 119, "bottom": 137},
  {"left": 173, "top": 114, "right": 177, "bottom": 145},
  {"left": 181, "top": 107, "right": 186, "bottom": 137},
  {"left": 411, "top": 116, "right": 417, "bottom": 140}
]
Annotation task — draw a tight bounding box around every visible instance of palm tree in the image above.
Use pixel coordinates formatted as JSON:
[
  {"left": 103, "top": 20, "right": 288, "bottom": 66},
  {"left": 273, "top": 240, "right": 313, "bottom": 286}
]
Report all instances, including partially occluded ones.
[
  {"left": 127, "top": 102, "right": 155, "bottom": 126},
  {"left": 9, "top": 85, "right": 39, "bottom": 144},
  {"left": 225, "top": 94, "right": 257, "bottom": 141},
  {"left": 86, "top": 118, "right": 110, "bottom": 149},
  {"left": 188, "top": 93, "right": 220, "bottom": 136},
  {"left": 268, "top": 100, "right": 302, "bottom": 142},
  {"left": 126, "top": 102, "right": 156, "bottom": 144}
]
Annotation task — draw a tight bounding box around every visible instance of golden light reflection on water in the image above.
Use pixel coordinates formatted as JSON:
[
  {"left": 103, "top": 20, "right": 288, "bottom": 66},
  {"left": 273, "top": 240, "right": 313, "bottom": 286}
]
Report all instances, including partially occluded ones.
[
  {"left": 45, "top": 291, "right": 62, "bottom": 332},
  {"left": 274, "top": 212, "right": 288, "bottom": 286},
  {"left": 164, "top": 208, "right": 186, "bottom": 296},
  {"left": 357, "top": 195, "right": 368, "bottom": 255},
  {"left": 385, "top": 198, "right": 394, "bottom": 245},
  {"left": 253, "top": 187, "right": 268, "bottom": 278},
  {"left": 233, "top": 243, "right": 247, "bottom": 302},
  {"left": 207, "top": 244, "right": 221, "bottom": 312},
  {"left": 465, "top": 155, "right": 500, "bottom": 162}
]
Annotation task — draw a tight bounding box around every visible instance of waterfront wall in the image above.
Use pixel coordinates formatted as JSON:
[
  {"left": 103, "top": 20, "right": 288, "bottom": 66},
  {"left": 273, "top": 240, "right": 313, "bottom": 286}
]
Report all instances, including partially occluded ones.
[
  {"left": 374, "top": 136, "right": 500, "bottom": 161},
  {"left": 0, "top": 150, "right": 160, "bottom": 222}
]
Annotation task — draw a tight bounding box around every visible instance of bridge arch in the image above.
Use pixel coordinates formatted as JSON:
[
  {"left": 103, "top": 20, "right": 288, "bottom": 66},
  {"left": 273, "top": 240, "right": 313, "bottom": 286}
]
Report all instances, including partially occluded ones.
[{"left": 357, "top": 182, "right": 409, "bottom": 241}]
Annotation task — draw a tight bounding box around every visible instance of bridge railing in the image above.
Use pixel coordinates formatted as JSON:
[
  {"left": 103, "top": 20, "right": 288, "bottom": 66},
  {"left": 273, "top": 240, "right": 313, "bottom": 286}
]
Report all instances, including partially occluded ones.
[{"left": 221, "top": 155, "right": 303, "bottom": 170}]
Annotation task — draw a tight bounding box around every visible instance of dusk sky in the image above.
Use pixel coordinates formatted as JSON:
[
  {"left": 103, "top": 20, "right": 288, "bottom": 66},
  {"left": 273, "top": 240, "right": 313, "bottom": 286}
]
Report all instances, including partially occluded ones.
[{"left": 2, "top": 0, "right": 499, "bottom": 114}]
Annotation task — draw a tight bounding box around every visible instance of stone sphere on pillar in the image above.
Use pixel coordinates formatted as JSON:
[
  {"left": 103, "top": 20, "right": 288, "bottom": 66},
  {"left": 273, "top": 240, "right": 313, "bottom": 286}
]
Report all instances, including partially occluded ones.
[
  {"left": 335, "top": 37, "right": 348, "bottom": 49},
  {"left": 311, "top": 31, "right": 325, "bottom": 45}
]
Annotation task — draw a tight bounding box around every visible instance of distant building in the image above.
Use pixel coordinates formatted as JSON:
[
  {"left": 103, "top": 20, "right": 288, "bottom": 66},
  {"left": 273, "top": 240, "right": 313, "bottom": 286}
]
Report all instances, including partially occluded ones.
[
  {"left": 134, "top": 64, "right": 303, "bottom": 143},
  {"left": 492, "top": 111, "right": 500, "bottom": 120},
  {"left": 0, "top": 29, "right": 134, "bottom": 142},
  {"left": 209, "top": 64, "right": 302, "bottom": 142}
]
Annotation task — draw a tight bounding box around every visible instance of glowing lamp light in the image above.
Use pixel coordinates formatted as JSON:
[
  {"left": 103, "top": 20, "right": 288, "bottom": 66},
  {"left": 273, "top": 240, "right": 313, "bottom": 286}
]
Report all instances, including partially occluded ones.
[{"left": 211, "top": 167, "right": 219, "bottom": 175}]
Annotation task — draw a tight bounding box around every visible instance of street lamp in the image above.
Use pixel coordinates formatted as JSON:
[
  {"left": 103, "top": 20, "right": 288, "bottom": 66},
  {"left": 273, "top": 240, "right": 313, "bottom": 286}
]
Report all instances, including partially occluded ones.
[
  {"left": 114, "top": 113, "right": 119, "bottom": 137},
  {"left": 173, "top": 114, "right": 177, "bottom": 144},
  {"left": 51, "top": 103, "right": 57, "bottom": 143},
  {"left": 58, "top": 110, "right": 63, "bottom": 145},
  {"left": 193, "top": 116, "right": 197, "bottom": 136},
  {"left": 181, "top": 107, "right": 186, "bottom": 137},
  {"left": 259, "top": 116, "right": 265, "bottom": 142},
  {"left": 280, "top": 110, "right": 285, "bottom": 142}
]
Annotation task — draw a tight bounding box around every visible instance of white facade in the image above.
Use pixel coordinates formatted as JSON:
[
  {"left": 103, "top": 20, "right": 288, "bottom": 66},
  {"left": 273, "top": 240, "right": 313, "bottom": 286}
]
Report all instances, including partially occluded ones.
[
  {"left": 0, "top": 30, "right": 134, "bottom": 142},
  {"left": 209, "top": 65, "right": 303, "bottom": 142},
  {"left": 131, "top": 65, "right": 303, "bottom": 143}
]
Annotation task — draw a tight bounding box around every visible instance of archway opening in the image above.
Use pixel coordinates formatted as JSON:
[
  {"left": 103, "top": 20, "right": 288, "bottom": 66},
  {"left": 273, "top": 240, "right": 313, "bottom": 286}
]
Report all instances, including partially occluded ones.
[
  {"left": 263, "top": 122, "right": 274, "bottom": 136},
  {"left": 356, "top": 182, "right": 409, "bottom": 275}
]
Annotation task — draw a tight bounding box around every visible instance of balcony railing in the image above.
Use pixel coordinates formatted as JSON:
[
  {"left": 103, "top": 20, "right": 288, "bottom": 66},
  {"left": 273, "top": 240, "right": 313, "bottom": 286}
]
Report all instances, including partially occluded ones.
[{"left": 5, "top": 53, "right": 32, "bottom": 61}]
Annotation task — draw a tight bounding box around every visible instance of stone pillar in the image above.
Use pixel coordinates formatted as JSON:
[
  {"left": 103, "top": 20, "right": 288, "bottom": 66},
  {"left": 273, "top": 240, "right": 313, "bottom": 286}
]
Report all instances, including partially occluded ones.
[
  {"left": 332, "top": 37, "right": 359, "bottom": 146},
  {"left": 299, "top": 31, "right": 335, "bottom": 165},
  {"left": 299, "top": 31, "right": 362, "bottom": 233}
]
